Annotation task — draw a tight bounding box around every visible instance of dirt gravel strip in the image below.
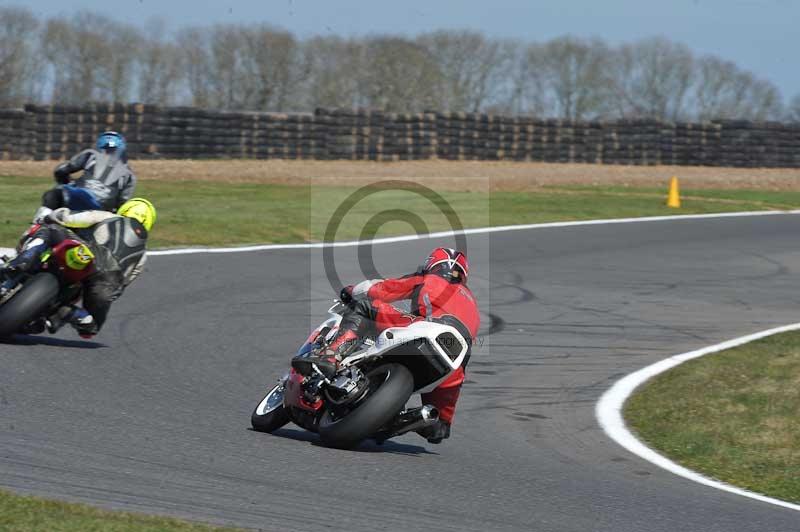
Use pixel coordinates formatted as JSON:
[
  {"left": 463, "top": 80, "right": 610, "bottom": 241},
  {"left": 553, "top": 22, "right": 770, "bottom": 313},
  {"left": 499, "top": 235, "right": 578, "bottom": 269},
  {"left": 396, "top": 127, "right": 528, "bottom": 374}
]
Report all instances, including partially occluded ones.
[{"left": 3, "top": 160, "right": 800, "bottom": 191}]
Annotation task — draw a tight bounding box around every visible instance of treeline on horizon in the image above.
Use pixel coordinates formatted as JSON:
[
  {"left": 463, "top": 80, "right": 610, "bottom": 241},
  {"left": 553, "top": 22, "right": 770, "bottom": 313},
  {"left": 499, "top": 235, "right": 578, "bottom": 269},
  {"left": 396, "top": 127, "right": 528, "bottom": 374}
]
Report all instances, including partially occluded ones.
[{"left": 2, "top": 5, "right": 800, "bottom": 122}]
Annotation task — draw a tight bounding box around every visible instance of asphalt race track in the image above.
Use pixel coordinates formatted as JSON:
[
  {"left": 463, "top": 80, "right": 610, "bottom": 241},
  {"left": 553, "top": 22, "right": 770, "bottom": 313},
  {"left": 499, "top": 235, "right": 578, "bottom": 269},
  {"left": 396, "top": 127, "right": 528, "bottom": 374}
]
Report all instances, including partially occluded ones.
[{"left": 3, "top": 214, "right": 800, "bottom": 531}]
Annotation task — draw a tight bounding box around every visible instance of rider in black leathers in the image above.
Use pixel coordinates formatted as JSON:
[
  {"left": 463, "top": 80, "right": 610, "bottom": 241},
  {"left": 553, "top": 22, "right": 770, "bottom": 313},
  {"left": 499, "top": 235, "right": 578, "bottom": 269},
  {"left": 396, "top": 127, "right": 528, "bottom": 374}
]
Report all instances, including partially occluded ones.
[{"left": 4, "top": 198, "right": 155, "bottom": 338}]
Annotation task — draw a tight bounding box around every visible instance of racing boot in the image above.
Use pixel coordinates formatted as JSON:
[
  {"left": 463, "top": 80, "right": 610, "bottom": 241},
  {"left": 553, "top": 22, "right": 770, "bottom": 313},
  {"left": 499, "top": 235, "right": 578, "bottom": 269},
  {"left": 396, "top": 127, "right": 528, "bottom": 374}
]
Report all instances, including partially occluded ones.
[
  {"left": 66, "top": 308, "right": 98, "bottom": 339},
  {"left": 291, "top": 329, "right": 360, "bottom": 379},
  {"left": 45, "top": 305, "right": 77, "bottom": 334}
]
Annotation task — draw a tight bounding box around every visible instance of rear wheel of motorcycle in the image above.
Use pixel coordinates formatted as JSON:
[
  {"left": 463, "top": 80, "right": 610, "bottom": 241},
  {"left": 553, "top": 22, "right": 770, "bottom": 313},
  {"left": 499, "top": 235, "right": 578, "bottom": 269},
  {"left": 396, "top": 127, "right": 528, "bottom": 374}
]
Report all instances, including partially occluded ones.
[
  {"left": 0, "top": 273, "right": 59, "bottom": 339},
  {"left": 319, "top": 363, "right": 413, "bottom": 449},
  {"left": 251, "top": 381, "right": 290, "bottom": 433}
]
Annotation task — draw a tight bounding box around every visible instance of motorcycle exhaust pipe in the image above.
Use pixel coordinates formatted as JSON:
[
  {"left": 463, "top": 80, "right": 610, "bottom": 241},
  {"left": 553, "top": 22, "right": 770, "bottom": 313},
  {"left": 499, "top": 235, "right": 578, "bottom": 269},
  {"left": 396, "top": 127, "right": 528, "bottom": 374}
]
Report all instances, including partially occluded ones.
[{"left": 383, "top": 405, "right": 439, "bottom": 439}]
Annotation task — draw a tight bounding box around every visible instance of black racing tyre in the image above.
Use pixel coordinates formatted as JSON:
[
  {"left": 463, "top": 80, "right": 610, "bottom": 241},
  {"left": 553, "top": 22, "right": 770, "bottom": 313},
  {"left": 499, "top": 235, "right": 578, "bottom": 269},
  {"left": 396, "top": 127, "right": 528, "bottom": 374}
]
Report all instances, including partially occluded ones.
[
  {"left": 251, "top": 381, "right": 291, "bottom": 433},
  {"left": 0, "top": 273, "right": 59, "bottom": 339},
  {"left": 319, "top": 363, "right": 413, "bottom": 449}
]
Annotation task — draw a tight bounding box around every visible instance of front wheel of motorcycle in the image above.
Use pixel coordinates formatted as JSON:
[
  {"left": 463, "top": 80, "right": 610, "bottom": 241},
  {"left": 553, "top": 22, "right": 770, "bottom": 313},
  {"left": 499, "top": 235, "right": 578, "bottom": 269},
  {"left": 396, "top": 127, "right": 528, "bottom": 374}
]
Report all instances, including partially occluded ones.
[
  {"left": 319, "top": 363, "right": 414, "bottom": 449},
  {"left": 251, "top": 381, "right": 290, "bottom": 433},
  {"left": 0, "top": 272, "right": 59, "bottom": 339}
]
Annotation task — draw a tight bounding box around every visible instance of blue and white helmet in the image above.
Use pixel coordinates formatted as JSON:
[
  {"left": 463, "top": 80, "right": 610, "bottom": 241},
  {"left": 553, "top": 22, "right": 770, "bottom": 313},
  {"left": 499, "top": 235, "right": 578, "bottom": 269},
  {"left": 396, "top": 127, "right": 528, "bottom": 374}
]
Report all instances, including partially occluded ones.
[{"left": 96, "top": 131, "right": 127, "bottom": 158}]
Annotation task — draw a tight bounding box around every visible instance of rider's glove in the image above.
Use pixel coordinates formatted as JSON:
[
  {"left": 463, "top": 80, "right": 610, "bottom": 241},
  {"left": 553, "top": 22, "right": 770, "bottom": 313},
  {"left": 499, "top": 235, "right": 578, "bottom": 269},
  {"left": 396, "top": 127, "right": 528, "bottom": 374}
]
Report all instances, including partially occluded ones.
[
  {"left": 53, "top": 163, "right": 72, "bottom": 184},
  {"left": 339, "top": 285, "right": 355, "bottom": 306},
  {"left": 32, "top": 207, "right": 53, "bottom": 225},
  {"left": 40, "top": 208, "right": 69, "bottom": 226}
]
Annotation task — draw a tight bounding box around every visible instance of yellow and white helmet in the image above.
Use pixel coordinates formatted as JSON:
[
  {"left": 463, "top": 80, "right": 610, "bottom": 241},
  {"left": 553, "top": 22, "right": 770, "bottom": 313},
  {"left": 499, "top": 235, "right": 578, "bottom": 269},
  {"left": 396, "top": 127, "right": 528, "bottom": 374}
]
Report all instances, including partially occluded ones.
[{"left": 117, "top": 198, "right": 156, "bottom": 231}]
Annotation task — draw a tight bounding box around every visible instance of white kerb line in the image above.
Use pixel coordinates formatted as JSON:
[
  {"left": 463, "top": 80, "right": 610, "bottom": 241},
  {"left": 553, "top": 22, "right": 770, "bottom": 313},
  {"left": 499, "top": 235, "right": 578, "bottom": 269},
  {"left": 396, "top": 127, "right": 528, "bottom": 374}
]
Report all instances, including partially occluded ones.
[{"left": 596, "top": 323, "right": 800, "bottom": 513}]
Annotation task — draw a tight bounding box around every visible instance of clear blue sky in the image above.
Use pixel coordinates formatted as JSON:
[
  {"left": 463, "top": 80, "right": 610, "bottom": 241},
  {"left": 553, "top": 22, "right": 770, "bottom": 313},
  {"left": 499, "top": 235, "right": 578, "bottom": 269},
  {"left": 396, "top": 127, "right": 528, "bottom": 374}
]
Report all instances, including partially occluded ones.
[{"left": 14, "top": 0, "right": 800, "bottom": 100}]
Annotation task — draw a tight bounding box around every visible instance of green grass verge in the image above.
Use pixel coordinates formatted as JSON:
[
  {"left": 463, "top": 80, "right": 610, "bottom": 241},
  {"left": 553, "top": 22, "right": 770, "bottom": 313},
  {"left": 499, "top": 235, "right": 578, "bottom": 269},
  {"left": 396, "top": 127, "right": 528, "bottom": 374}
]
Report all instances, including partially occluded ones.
[
  {"left": 625, "top": 331, "right": 800, "bottom": 504},
  {"left": 0, "top": 489, "right": 243, "bottom": 532},
  {"left": 1, "top": 176, "right": 798, "bottom": 248}
]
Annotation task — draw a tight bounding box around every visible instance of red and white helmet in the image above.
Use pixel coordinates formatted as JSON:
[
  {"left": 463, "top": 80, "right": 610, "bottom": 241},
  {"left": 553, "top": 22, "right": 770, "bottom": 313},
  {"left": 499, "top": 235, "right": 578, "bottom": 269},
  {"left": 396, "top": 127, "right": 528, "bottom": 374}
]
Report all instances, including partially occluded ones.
[{"left": 423, "top": 247, "right": 469, "bottom": 283}]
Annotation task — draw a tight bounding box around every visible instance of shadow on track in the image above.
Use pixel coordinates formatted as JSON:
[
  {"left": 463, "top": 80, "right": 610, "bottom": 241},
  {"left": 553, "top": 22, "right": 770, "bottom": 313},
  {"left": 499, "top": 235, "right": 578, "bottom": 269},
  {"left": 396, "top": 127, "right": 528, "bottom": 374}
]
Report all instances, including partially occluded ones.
[
  {"left": 250, "top": 427, "right": 437, "bottom": 456},
  {"left": 0, "top": 334, "right": 105, "bottom": 349}
]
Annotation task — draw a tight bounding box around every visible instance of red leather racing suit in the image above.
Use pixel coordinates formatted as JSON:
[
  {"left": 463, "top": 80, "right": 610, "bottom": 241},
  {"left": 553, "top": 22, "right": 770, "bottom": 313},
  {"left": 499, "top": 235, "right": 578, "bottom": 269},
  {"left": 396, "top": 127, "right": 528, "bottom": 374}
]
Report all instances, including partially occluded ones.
[{"left": 354, "top": 272, "right": 480, "bottom": 425}]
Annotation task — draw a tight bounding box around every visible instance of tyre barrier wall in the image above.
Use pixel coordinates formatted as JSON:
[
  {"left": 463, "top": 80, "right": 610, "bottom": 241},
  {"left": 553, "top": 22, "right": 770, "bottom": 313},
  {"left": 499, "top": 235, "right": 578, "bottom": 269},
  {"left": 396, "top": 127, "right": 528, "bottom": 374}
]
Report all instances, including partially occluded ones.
[{"left": 2, "top": 103, "right": 800, "bottom": 167}]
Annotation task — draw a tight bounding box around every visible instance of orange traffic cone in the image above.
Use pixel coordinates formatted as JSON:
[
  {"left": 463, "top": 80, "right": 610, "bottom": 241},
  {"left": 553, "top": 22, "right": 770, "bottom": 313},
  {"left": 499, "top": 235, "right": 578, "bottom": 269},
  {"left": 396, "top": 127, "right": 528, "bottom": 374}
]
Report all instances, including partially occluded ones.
[{"left": 667, "top": 176, "right": 681, "bottom": 208}]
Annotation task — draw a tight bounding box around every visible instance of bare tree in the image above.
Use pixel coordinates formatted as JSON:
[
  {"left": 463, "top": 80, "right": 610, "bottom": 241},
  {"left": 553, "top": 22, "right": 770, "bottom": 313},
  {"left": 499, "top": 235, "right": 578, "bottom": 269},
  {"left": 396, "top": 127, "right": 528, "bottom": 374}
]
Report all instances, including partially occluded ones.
[
  {"left": 0, "top": 10, "right": 790, "bottom": 120},
  {"left": 180, "top": 24, "right": 304, "bottom": 111},
  {"left": 138, "top": 19, "right": 183, "bottom": 105},
  {"left": 360, "top": 36, "right": 443, "bottom": 112},
  {"left": 99, "top": 23, "right": 141, "bottom": 102},
  {"left": 41, "top": 18, "right": 97, "bottom": 103},
  {"left": 176, "top": 28, "right": 212, "bottom": 107},
  {"left": 693, "top": 55, "right": 782, "bottom": 120},
  {"left": 0, "top": 6, "right": 40, "bottom": 105},
  {"left": 206, "top": 25, "right": 245, "bottom": 109},
  {"left": 41, "top": 13, "right": 140, "bottom": 103},
  {"left": 301, "top": 36, "right": 365, "bottom": 109},
  {"left": 508, "top": 41, "right": 547, "bottom": 116},
  {"left": 239, "top": 25, "right": 300, "bottom": 110},
  {"left": 517, "top": 36, "right": 611, "bottom": 120},
  {"left": 693, "top": 56, "right": 742, "bottom": 119},
  {"left": 608, "top": 37, "right": 694, "bottom": 120},
  {"left": 417, "top": 30, "right": 514, "bottom": 112},
  {"left": 742, "top": 77, "right": 782, "bottom": 121}
]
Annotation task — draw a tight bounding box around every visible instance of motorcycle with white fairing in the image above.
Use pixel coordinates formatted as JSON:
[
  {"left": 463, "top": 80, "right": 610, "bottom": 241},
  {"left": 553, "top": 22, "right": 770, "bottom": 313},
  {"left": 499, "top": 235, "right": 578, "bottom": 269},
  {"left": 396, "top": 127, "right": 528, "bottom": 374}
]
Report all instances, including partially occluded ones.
[{"left": 251, "top": 302, "right": 469, "bottom": 448}]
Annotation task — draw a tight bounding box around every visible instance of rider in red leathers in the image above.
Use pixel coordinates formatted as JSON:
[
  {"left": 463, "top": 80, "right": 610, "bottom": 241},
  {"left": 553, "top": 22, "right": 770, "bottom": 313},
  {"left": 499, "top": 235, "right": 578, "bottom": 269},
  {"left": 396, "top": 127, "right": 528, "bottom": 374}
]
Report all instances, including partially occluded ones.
[{"left": 294, "top": 247, "right": 479, "bottom": 444}]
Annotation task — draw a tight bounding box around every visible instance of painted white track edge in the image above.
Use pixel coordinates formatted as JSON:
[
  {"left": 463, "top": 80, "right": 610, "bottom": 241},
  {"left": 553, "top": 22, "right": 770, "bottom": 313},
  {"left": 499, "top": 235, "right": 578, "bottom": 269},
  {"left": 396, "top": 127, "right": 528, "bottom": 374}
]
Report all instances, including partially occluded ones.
[
  {"left": 145, "top": 209, "right": 800, "bottom": 256},
  {"left": 596, "top": 323, "right": 800, "bottom": 513},
  {"left": 2, "top": 210, "right": 799, "bottom": 259}
]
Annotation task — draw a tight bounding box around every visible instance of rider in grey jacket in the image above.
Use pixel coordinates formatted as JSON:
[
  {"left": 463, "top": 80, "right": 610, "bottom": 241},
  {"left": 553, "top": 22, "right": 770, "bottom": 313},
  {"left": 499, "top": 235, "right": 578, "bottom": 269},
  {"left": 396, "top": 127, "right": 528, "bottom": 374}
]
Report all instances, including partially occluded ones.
[{"left": 36, "top": 131, "right": 137, "bottom": 221}]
